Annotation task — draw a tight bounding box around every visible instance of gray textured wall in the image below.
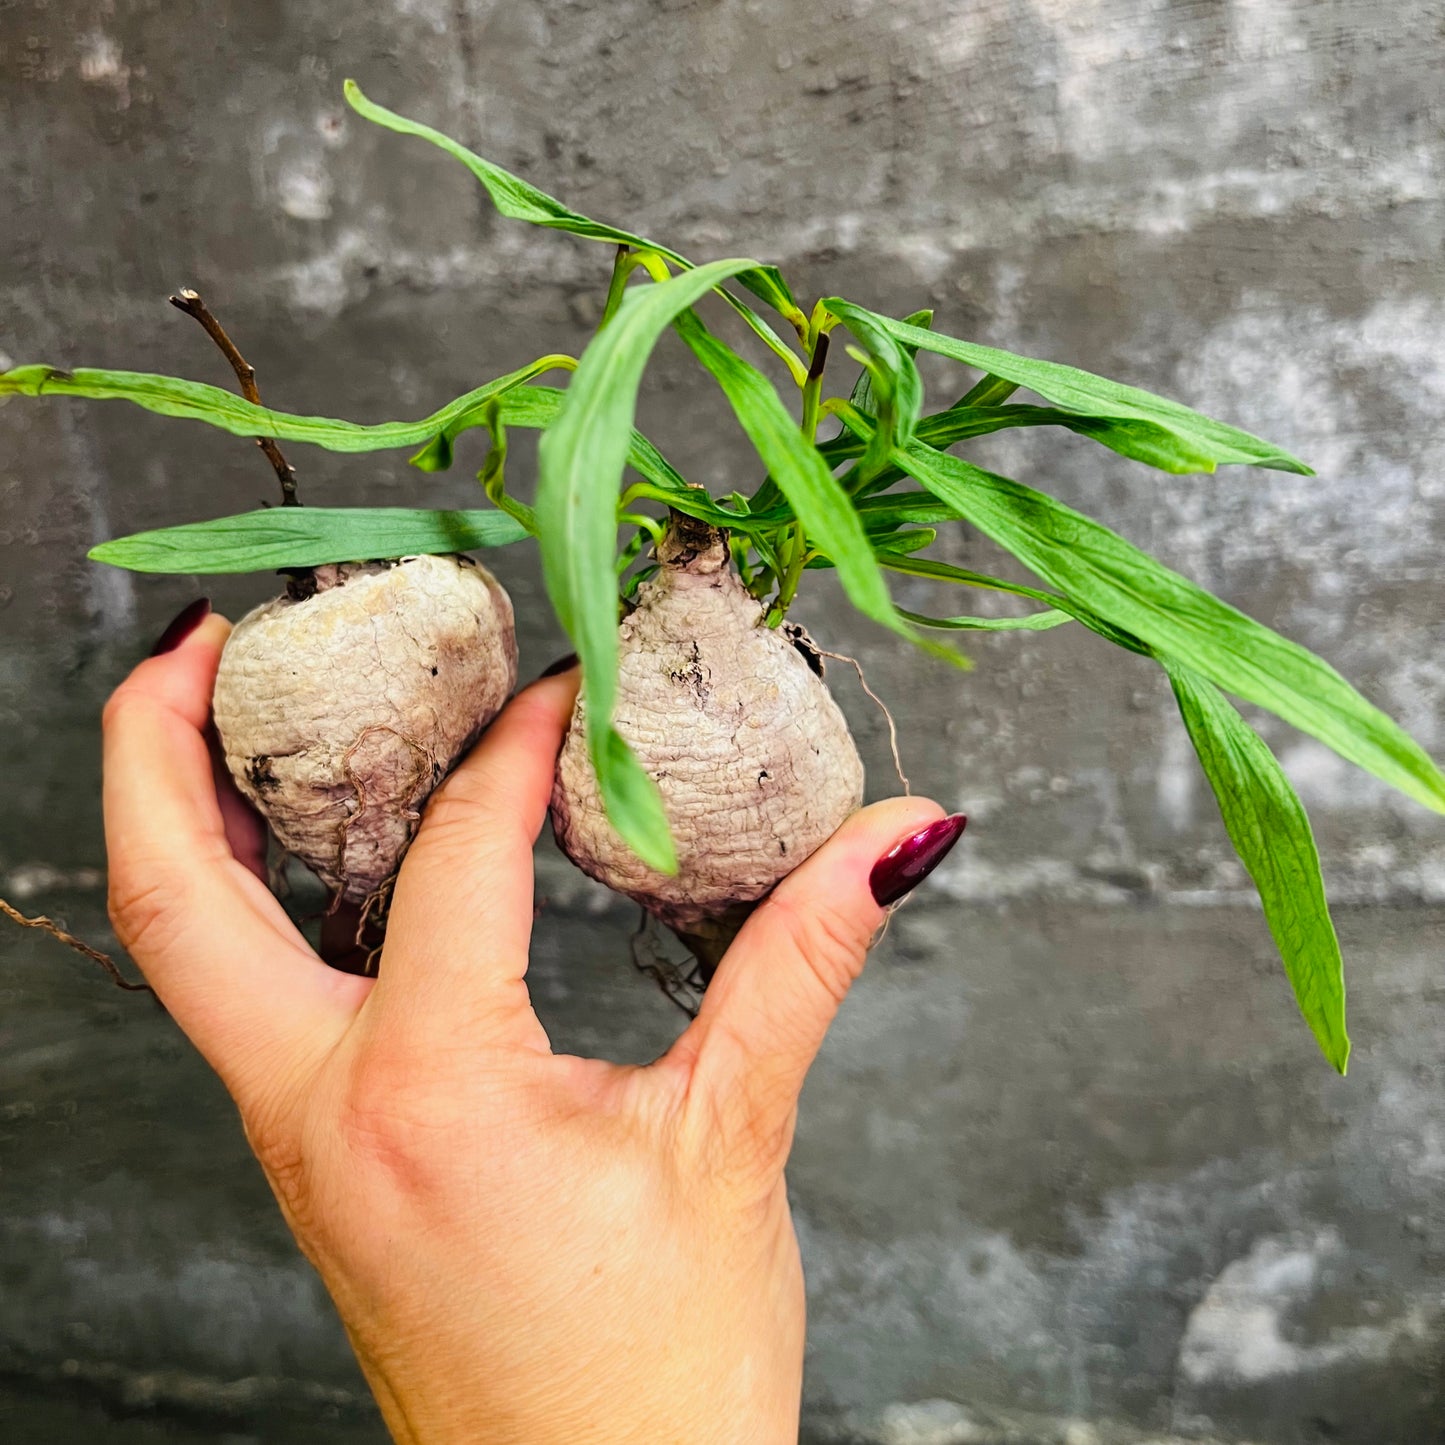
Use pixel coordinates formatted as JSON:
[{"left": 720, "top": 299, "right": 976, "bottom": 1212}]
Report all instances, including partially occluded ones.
[{"left": 2, "top": 1, "right": 1443, "bottom": 1442}]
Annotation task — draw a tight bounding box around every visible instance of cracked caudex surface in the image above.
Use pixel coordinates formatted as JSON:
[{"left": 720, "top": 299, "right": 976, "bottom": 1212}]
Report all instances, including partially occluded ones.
[
  {"left": 212, "top": 553, "right": 517, "bottom": 902},
  {"left": 550, "top": 515, "right": 865, "bottom": 953}
]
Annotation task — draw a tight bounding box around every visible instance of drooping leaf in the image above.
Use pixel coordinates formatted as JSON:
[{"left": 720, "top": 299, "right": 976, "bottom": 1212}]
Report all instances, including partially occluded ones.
[
  {"left": 878, "top": 423, "right": 1445, "bottom": 814},
  {"left": 872, "top": 528, "right": 936, "bottom": 557},
  {"left": 0, "top": 362, "right": 721, "bottom": 526},
  {"left": 343, "top": 80, "right": 807, "bottom": 379},
  {"left": 88, "top": 507, "right": 528, "bottom": 574},
  {"left": 955, "top": 373, "right": 1019, "bottom": 407},
  {"left": 822, "top": 400, "right": 1257, "bottom": 477},
  {"left": 536, "top": 258, "right": 766, "bottom": 873},
  {"left": 825, "top": 298, "right": 925, "bottom": 486},
  {"left": 473, "top": 402, "right": 536, "bottom": 535},
  {"left": 671, "top": 309, "right": 952, "bottom": 660},
  {"left": 735, "top": 264, "right": 803, "bottom": 324},
  {"left": 804, "top": 528, "right": 937, "bottom": 569},
  {"left": 825, "top": 301, "right": 1314, "bottom": 475},
  {"left": 855, "top": 491, "right": 964, "bottom": 531},
  {"left": 462, "top": 387, "right": 794, "bottom": 537},
  {"left": 1, "top": 356, "right": 569, "bottom": 452},
  {"left": 899, "top": 604, "right": 1073, "bottom": 633},
  {"left": 846, "top": 306, "right": 932, "bottom": 421},
  {"left": 1164, "top": 660, "right": 1349, "bottom": 1073}
]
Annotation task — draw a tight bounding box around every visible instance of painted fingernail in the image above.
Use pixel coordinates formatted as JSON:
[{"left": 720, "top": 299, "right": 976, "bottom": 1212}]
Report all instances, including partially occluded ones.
[
  {"left": 149, "top": 597, "right": 211, "bottom": 656},
  {"left": 538, "top": 652, "right": 579, "bottom": 678},
  {"left": 869, "top": 813, "right": 967, "bottom": 907}
]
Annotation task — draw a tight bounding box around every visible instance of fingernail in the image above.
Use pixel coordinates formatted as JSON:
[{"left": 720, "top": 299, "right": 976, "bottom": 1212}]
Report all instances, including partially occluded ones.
[
  {"left": 538, "top": 652, "right": 579, "bottom": 678},
  {"left": 149, "top": 597, "right": 211, "bottom": 656},
  {"left": 869, "top": 813, "right": 967, "bottom": 907}
]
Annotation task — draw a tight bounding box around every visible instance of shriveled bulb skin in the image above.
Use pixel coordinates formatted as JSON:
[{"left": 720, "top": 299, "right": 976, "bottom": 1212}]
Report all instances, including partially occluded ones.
[
  {"left": 549, "top": 514, "right": 864, "bottom": 969},
  {"left": 213, "top": 553, "right": 517, "bottom": 903}
]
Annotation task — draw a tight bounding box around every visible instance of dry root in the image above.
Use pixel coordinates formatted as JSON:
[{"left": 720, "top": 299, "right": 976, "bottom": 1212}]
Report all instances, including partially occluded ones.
[{"left": 0, "top": 897, "right": 154, "bottom": 995}]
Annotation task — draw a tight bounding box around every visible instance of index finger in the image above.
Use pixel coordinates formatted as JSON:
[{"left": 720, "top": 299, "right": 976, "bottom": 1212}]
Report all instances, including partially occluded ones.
[{"left": 368, "top": 667, "right": 580, "bottom": 1045}]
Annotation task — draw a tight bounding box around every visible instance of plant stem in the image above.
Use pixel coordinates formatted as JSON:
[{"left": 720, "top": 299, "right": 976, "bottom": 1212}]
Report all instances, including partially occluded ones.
[
  {"left": 168, "top": 288, "right": 300, "bottom": 506},
  {"left": 600, "top": 245, "right": 636, "bottom": 327},
  {"left": 762, "top": 311, "right": 834, "bottom": 622},
  {"left": 798, "top": 331, "right": 829, "bottom": 445}
]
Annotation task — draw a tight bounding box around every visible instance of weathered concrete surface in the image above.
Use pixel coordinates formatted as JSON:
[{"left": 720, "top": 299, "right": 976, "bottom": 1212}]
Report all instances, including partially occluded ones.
[{"left": 2, "top": 0, "right": 1443, "bottom": 1441}]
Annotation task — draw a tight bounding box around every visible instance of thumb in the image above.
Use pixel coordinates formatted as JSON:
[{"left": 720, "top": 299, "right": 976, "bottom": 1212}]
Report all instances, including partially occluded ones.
[{"left": 676, "top": 800, "right": 966, "bottom": 1149}]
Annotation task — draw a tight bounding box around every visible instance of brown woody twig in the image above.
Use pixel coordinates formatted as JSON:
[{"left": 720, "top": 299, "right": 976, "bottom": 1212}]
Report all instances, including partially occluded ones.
[{"left": 168, "top": 287, "right": 300, "bottom": 506}]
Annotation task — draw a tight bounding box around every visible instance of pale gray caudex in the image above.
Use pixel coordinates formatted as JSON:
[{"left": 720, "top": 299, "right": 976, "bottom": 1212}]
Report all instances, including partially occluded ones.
[
  {"left": 212, "top": 555, "right": 518, "bottom": 913},
  {"left": 550, "top": 510, "right": 864, "bottom": 978}
]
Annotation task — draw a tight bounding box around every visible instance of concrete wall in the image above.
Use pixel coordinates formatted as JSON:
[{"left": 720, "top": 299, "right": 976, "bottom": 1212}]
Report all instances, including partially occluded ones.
[{"left": 2, "top": 1, "right": 1442, "bottom": 1440}]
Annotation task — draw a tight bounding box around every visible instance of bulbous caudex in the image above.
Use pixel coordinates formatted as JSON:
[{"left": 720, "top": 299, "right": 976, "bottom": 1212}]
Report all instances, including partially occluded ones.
[
  {"left": 549, "top": 511, "right": 865, "bottom": 976},
  {"left": 213, "top": 553, "right": 517, "bottom": 906}
]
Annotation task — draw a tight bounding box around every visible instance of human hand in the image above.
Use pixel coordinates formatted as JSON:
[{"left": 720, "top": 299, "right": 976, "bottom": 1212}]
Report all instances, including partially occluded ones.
[{"left": 102, "top": 604, "right": 961, "bottom": 1445}]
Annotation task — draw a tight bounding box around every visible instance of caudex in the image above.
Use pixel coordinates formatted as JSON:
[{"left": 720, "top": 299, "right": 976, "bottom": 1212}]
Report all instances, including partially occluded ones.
[{"left": 3, "top": 79, "right": 1442, "bottom": 1071}]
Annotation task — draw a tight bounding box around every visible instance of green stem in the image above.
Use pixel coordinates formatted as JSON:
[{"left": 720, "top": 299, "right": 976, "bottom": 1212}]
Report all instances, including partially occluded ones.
[
  {"left": 762, "top": 307, "right": 835, "bottom": 622},
  {"left": 618, "top": 511, "right": 665, "bottom": 546},
  {"left": 600, "top": 246, "right": 638, "bottom": 328}
]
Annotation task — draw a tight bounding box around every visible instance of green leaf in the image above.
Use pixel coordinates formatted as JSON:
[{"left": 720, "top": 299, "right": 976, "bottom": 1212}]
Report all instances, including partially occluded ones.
[
  {"left": 804, "top": 527, "right": 936, "bottom": 569},
  {"left": 898, "top": 604, "right": 1073, "bottom": 633},
  {"left": 1, "top": 356, "right": 568, "bottom": 452},
  {"left": 343, "top": 80, "right": 807, "bottom": 380},
  {"left": 1164, "top": 660, "right": 1349, "bottom": 1073},
  {"left": 881, "top": 551, "right": 1129, "bottom": 641},
  {"left": 826, "top": 298, "right": 924, "bottom": 484},
  {"left": 0, "top": 360, "right": 713, "bottom": 525},
  {"left": 882, "top": 427, "right": 1445, "bottom": 814},
  {"left": 671, "top": 310, "right": 956, "bottom": 663},
  {"left": 824, "top": 301, "right": 1314, "bottom": 475},
  {"left": 872, "top": 528, "right": 936, "bottom": 556},
  {"left": 536, "top": 258, "right": 766, "bottom": 874},
  {"left": 474, "top": 402, "right": 536, "bottom": 535},
  {"left": 846, "top": 306, "right": 932, "bottom": 420},
  {"left": 735, "top": 265, "right": 805, "bottom": 328},
  {"left": 88, "top": 507, "right": 528, "bottom": 574},
  {"left": 855, "top": 492, "right": 963, "bottom": 532},
  {"left": 922, "top": 403, "right": 1230, "bottom": 475},
  {"left": 955, "top": 373, "right": 1019, "bottom": 407},
  {"left": 345, "top": 79, "right": 681, "bottom": 255}
]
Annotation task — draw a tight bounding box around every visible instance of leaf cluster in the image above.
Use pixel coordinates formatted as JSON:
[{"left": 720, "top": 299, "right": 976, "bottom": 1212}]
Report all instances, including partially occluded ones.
[{"left": 5, "top": 80, "right": 1443, "bottom": 1070}]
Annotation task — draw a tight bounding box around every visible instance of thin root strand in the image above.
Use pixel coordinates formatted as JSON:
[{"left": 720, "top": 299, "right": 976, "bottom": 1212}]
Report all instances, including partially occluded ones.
[
  {"left": 629, "top": 910, "right": 706, "bottom": 1019},
  {"left": 0, "top": 897, "right": 154, "bottom": 994},
  {"left": 812, "top": 645, "right": 911, "bottom": 795}
]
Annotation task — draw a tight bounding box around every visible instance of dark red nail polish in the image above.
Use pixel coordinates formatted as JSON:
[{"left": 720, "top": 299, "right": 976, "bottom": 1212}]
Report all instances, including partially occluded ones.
[
  {"left": 149, "top": 597, "right": 211, "bottom": 656},
  {"left": 869, "top": 813, "right": 967, "bottom": 907},
  {"left": 538, "top": 652, "right": 579, "bottom": 678}
]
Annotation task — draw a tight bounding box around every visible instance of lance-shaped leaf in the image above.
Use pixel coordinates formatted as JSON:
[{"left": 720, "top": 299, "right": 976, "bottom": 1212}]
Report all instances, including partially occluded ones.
[
  {"left": 825, "top": 298, "right": 925, "bottom": 484},
  {"left": 423, "top": 384, "right": 794, "bottom": 537},
  {"left": 899, "top": 605, "right": 1073, "bottom": 633},
  {"left": 823, "top": 399, "right": 1269, "bottom": 478},
  {"left": 671, "top": 309, "right": 953, "bottom": 661},
  {"left": 844, "top": 305, "right": 932, "bottom": 427},
  {"left": 876, "top": 422, "right": 1445, "bottom": 814},
  {"left": 1, "top": 356, "right": 570, "bottom": 452},
  {"left": 1164, "top": 660, "right": 1349, "bottom": 1073},
  {"left": 344, "top": 81, "right": 807, "bottom": 379},
  {"left": 0, "top": 363, "right": 713, "bottom": 517},
  {"left": 880, "top": 553, "right": 1130, "bottom": 646},
  {"left": 536, "top": 257, "right": 765, "bottom": 874},
  {"left": 825, "top": 301, "right": 1314, "bottom": 475},
  {"left": 89, "top": 507, "right": 528, "bottom": 574}
]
